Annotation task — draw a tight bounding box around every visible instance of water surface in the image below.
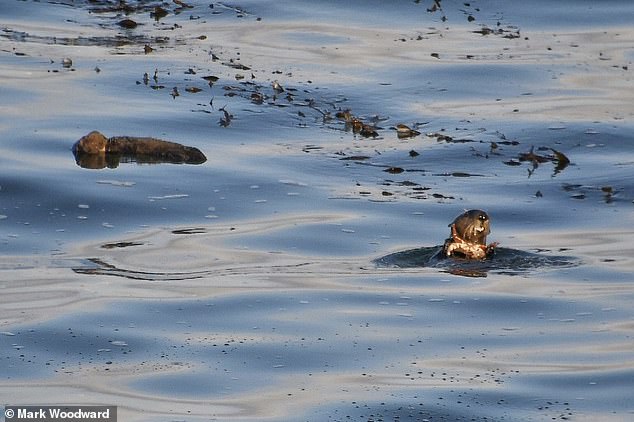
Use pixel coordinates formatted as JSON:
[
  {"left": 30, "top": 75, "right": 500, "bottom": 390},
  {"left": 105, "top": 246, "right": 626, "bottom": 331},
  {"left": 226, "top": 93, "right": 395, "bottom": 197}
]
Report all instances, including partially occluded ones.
[{"left": 1, "top": 1, "right": 633, "bottom": 420}]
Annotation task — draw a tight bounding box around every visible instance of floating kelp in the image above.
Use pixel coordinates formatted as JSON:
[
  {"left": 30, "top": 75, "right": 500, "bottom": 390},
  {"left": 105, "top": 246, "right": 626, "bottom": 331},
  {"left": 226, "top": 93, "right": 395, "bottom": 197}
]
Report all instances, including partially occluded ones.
[
  {"left": 339, "top": 155, "right": 371, "bottom": 161},
  {"left": 101, "top": 242, "right": 144, "bottom": 249},
  {"left": 118, "top": 19, "right": 138, "bottom": 29},
  {"left": 562, "top": 183, "right": 623, "bottom": 203},
  {"left": 150, "top": 6, "right": 169, "bottom": 21},
  {"left": 384, "top": 167, "right": 405, "bottom": 174},
  {"left": 72, "top": 131, "right": 206, "bottom": 169},
  {"left": 202, "top": 75, "right": 219, "bottom": 86},
  {"left": 517, "top": 146, "right": 570, "bottom": 176},
  {"left": 272, "top": 80, "right": 284, "bottom": 93},
  {"left": 336, "top": 109, "right": 379, "bottom": 138},
  {"left": 473, "top": 26, "right": 521, "bottom": 39},
  {"left": 395, "top": 124, "right": 421, "bottom": 139},
  {"left": 426, "top": 132, "right": 454, "bottom": 142},
  {"left": 219, "top": 106, "right": 233, "bottom": 127}
]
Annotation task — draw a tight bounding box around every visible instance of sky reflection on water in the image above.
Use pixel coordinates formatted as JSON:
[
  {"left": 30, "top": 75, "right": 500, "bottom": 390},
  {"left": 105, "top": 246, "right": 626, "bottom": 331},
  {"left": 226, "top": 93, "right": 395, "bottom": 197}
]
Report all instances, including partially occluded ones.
[{"left": 1, "top": 0, "right": 633, "bottom": 420}]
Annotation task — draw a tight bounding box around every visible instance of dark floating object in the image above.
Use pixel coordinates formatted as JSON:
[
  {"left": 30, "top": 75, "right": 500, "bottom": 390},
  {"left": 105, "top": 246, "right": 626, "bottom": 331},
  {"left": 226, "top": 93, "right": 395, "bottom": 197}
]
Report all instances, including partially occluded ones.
[
  {"left": 335, "top": 109, "right": 379, "bottom": 138},
  {"left": 272, "top": 80, "right": 285, "bottom": 93},
  {"left": 551, "top": 148, "right": 570, "bottom": 174},
  {"left": 441, "top": 209, "right": 498, "bottom": 260},
  {"left": 72, "top": 131, "right": 206, "bottom": 169},
  {"left": 219, "top": 106, "right": 233, "bottom": 127},
  {"left": 202, "top": 75, "right": 219, "bottom": 85},
  {"left": 427, "top": 132, "right": 454, "bottom": 142},
  {"left": 396, "top": 124, "right": 421, "bottom": 139},
  {"left": 251, "top": 92, "right": 264, "bottom": 104},
  {"left": 118, "top": 19, "right": 138, "bottom": 29},
  {"left": 101, "top": 241, "right": 144, "bottom": 249},
  {"left": 339, "top": 155, "right": 371, "bottom": 161},
  {"left": 518, "top": 146, "right": 570, "bottom": 176},
  {"left": 172, "top": 227, "right": 207, "bottom": 235},
  {"left": 151, "top": 6, "right": 168, "bottom": 21},
  {"left": 384, "top": 166, "right": 405, "bottom": 174}
]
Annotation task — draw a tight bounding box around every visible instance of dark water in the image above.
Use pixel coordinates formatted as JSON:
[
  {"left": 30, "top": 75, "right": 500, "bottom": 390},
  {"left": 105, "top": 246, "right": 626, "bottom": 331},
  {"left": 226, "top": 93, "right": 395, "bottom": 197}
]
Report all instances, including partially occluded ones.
[
  {"left": 374, "top": 246, "right": 579, "bottom": 277},
  {"left": 1, "top": 1, "right": 633, "bottom": 421}
]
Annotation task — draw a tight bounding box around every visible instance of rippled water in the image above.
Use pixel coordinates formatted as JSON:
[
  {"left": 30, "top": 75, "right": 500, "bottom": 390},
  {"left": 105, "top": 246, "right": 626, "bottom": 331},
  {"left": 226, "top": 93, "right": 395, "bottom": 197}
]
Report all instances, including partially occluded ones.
[{"left": 1, "top": 1, "right": 633, "bottom": 421}]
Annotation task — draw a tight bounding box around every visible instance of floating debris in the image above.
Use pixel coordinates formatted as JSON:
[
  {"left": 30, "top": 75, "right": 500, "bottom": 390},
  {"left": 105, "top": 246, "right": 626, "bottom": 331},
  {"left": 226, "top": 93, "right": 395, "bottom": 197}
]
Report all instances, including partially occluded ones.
[
  {"left": 519, "top": 146, "right": 551, "bottom": 165},
  {"left": 223, "top": 61, "right": 251, "bottom": 70},
  {"left": 272, "top": 80, "right": 284, "bottom": 93},
  {"left": 202, "top": 75, "right": 219, "bottom": 86},
  {"left": 101, "top": 242, "right": 144, "bottom": 249},
  {"left": 219, "top": 106, "right": 233, "bottom": 127},
  {"left": 384, "top": 167, "right": 404, "bottom": 174},
  {"left": 118, "top": 19, "right": 138, "bottom": 29},
  {"left": 358, "top": 123, "right": 378, "bottom": 138},
  {"left": 173, "top": 0, "right": 194, "bottom": 8},
  {"left": 517, "top": 146, "right": 570, "bottom": 176},
  {"left": 172, "top": 227, "right": 206, "bottom": 235},
  {"left": 151, "top": 6, "right": 168, "bottom": 21},
  {"left": 396, "top": 124, "right": 421, "bottom": 139},
  {"left": 251, "top": 92, "right": 264, "bottom": 104},
  {"left": 551, "top": 148, "right": 570, "bottom": 174},
  {"left": 339, "top": 155, "right": 371, "bottom": 161},
  {"left": 427, "top": 132, "right": 454, "bottom": 142},
  {"left": 336, "top": 109, "right": 379, "bottom": 138}
]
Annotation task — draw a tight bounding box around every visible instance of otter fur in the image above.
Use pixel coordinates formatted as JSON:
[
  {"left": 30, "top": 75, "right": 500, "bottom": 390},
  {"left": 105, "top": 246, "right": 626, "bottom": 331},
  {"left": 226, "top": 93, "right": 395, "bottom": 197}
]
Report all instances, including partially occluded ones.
[
  {"left": 72, "top": 131, "right": 206, "bottom": 169},
  {"left": 442, "top": 209, "right": 498, "bottom": 259}
]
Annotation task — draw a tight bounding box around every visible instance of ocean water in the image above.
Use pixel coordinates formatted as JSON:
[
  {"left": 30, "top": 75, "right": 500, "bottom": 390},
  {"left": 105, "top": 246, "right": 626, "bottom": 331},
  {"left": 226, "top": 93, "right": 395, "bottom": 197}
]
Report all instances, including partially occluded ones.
[{"left": 1, "top": 1, "right": 633, "bottom": 420}]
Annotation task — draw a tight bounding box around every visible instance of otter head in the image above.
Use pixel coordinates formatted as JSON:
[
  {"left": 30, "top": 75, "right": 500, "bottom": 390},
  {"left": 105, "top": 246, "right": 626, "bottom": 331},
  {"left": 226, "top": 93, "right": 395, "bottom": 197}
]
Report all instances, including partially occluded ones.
[
  {"left": 73, "top": 131, "right": 108, "bottom": 155},
  {"left": 450, "top": 209, "right": 490, "bottom": 245}
]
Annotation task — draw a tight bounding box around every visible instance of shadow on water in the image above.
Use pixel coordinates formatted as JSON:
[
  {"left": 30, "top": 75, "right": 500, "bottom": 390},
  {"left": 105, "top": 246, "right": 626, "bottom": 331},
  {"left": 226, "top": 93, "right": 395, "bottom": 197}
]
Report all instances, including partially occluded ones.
[{"left": 374, "top": 246, "right": 579, "bottom": 277}]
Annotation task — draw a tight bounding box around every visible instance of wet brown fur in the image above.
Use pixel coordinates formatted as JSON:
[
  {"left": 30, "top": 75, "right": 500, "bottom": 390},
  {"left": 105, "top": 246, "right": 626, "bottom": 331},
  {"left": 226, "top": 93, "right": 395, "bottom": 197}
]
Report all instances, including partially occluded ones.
[
  {"left": 442, "top": 209, "right": 497, "bottom": 259},
  {"left": 72, "top": 131, "right": 206, "bottom": 168}
]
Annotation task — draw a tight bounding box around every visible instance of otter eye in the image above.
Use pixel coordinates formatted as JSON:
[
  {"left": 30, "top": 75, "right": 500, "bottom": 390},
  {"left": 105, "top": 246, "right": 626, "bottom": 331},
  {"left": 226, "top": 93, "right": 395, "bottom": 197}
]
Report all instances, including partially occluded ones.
[{"left": 478, "top": 214, "right": 487, "bottom": 221}]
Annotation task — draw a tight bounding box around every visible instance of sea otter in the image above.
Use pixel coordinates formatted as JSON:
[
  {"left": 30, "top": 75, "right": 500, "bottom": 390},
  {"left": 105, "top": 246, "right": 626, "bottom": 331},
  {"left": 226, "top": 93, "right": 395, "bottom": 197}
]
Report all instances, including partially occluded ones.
[
  {"left": 72, "top": 131, "right": 207, "bottom": 169},
  {"left": 442, "top": 209, "right": 498, "bottom": 259}
]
